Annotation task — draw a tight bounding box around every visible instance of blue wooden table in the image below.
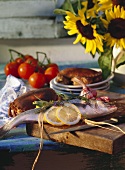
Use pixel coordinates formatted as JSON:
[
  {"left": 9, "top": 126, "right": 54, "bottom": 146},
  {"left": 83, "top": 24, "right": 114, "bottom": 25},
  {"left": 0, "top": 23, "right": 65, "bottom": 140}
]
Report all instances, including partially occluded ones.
[{"left": 0, "top": 61, "right": 125, "bottom": 152}]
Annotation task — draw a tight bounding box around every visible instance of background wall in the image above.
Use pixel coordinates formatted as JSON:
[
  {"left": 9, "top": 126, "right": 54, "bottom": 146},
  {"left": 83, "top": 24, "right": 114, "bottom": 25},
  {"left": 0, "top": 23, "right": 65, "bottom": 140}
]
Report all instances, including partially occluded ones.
[
  {"left": 0, "top": 0, "right": 98, "bottom": 63},
  {"left": 0, "top": 38, "right": 98, "bottom": 63},
  {"left": 0, "top": 0, "right": 66, "bottom": 39}
]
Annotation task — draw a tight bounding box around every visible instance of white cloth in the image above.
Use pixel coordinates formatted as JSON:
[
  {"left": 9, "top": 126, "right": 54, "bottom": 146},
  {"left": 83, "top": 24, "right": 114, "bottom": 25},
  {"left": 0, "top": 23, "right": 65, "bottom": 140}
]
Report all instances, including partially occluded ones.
[{"left": 0, "top": 75, "right": 28, "bottom": 125}]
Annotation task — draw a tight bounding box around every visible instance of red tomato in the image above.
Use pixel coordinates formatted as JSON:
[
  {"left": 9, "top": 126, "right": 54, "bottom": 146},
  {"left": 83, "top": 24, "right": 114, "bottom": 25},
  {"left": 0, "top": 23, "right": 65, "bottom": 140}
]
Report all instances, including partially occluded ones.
[
  {"left": 44, "top": 66, "right": 59, "bottom": 83},
  {"left": 36, "top": 65, "right": 45, "bottom": 73},
  {"left": 18, "top": 63, "right": 35, "bottom": 79},
  {"left": 15, "top": 57, "right": 24, "bottom": 65},
  {"left": 47, "top": 63, "right": 59, "bottom": 70},
  {"left": 4, "top": 61, "right": 19, "bottom": 77},
  {"left": 25, "top": 58, "right": 38, "bottom": 67},
  {"left": 29, "top": 72, "right": 46, "bottom": 88},
  {"left": 24, "top": 55, "right": 34, "bottom": 60}
]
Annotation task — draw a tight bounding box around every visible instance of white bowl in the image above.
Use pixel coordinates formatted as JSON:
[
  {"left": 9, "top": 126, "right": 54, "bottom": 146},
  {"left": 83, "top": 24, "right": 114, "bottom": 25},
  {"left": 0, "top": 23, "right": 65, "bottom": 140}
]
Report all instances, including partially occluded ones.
[
  {"left": 53, "top": 78, "right": 82, "bottom": 89},
  {"left": 53, "top": 68, "right": 114, "bottom": 89},
  {"left": 50, "top": 80, "right": 82, "bottom": 92}
]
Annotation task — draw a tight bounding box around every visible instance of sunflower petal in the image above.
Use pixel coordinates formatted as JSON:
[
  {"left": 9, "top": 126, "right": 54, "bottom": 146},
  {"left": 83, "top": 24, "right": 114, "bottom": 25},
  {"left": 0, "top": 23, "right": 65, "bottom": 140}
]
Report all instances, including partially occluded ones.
[
  {"left": 73, "top": 34, "right": 82, "bottom": 44},
  {"left": 68, "top": 29, "right": 78, "bottom": 35}
]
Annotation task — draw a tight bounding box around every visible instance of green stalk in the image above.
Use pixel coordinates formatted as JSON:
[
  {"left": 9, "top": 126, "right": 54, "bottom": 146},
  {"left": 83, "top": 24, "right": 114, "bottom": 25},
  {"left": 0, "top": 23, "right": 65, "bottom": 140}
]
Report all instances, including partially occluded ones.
[
  {"left": 9, "top": 49, "right": 24, "bottom": 61},
  {"left": 36, "top": 51, "right": 51, "bottom": 65},
  {"left": 9, "top": 49, "right": 14, "bottom": 62}
]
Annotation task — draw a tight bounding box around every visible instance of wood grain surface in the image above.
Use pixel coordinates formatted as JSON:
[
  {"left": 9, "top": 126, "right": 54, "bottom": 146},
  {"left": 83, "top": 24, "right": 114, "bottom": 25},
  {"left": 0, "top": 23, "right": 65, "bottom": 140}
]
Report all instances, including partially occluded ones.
[
  {"left": 0, "top": 0, "right": 66, "bottom": 39},
  {"left": 26, "top": 90, "right": 125, "bottom": 154}
]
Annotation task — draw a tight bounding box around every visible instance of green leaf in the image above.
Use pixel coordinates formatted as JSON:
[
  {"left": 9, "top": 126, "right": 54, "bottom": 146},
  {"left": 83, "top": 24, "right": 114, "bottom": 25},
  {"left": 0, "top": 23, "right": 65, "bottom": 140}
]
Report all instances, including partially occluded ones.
[
  {"left": 54, "top": 0, "right": 84, "bottom": 16},
  {"left": 77, "top": 0, "right": 82, "bottom": 10},
  {"left": 98, "top": 48, "right": 113, "bottom": 79},
  {"left": 61, "top": 0, "right": 75, "bottom": 14},
  {"left": 115, "top": 50, "right": 125, "bottom": 68},
  {"left": 33, "top": 100, "right": 55, "bottom": 111},
  {"left": 54, "top": 9, "right": 67, "bottom": 15}
]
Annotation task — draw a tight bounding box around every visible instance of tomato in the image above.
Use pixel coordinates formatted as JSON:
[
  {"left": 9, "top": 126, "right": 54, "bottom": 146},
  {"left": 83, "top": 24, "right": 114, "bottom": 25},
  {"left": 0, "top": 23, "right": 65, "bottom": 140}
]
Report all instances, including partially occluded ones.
[
  {"left": 24, "top": 55, "right": 34, "bottom": 60},
  {"left": 35, "top": 65, "right": 45, "bottom": 73},
  {"left": 29, "top": 72, "right": 46, "bottom": 88},
  {"left": 4, "top": 61, "right": 19, "bottom": 77},
  {"left": 15, "top": 57, "right": 24, "bottom": 65},
  {"left": 25, "top": 58, "right": 38, "bottom": 67},
  {"left": 47, "top": 63, "right": 59, "bottom": 70},
  {"left": 18, "top": 63, "right": 35, "bottom": 79},
  {"left": 44, "top": 66, "right": 59, "bottom": 83}
]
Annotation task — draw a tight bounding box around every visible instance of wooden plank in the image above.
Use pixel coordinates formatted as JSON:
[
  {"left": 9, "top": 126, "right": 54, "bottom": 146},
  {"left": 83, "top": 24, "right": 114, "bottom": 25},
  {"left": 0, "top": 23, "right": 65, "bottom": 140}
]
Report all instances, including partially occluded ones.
[
  {"left": 26, "top": 123, "right": 125, "bottom": 154},
  {"left": 26, "top": 91, "right": 125, "bottom": 154},
  {"left": 0, "top": 0, "right": 56, "bottom": 17},
  {"left": 0, "top": 0, "right": 67, "bottom": 39},
  {"left": 0, "top": 18, "right": 66, "bottom": 39}
]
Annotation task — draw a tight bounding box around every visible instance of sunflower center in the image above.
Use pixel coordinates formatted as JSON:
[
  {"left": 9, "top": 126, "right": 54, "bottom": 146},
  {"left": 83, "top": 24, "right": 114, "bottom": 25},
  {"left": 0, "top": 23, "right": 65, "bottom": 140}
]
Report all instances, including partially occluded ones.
[
  {"left": 112, "top": 0, "right": 125, "bottom": 6},
  {"left": 76, "top": 20, "right": 95, "bottom": 39},
  {"left": 108, "top": 18, "right": 125, "bottom": 39},
  {"left": 87, "top": 0, "right": 95, "bottom": 9}
]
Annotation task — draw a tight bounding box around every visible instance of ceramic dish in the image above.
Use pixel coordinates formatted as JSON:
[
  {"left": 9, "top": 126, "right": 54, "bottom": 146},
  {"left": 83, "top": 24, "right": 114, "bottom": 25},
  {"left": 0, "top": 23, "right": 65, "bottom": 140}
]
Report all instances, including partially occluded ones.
[
  {"left": 50, "top": 78, "right": 110, "bottom": 92},
  {"left": 50, "top": 79, "right": 82, "bottom": 92},
  {"left": 53, "top": 78, "right": 82, "bottom": 88},
  {"left": 51, "top": 68, "right": 114, "bottom": 95},
  {"left": 53, "top": 73, "right": 114, "bottom": 88},
  {"left": 87, "top": 73, "right": 114, "bottom": 87},
  {"left": 50, "top": 84, "right": 81, "bottom": 94},
  {"left": 50, "top": 84, "right": 110, "bottom": 96},
  {"left": 50, "top": 83, "right": 110, "bottom": 95},
  {"left": 50, "top": 82, "right": 110, "bottom": 97},
  {"left": 89, "top": 82, "right": 110, "bottom": 90},
  {"left": 50, "top": 87, "right": 80, "bottom": 96}
]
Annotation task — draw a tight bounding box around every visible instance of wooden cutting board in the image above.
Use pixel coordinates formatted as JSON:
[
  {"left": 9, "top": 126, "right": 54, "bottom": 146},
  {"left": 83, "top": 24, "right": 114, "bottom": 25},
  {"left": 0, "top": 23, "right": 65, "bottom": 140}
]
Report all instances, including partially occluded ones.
[{"left": 26, "top": 90, "right": 125, "bottom": 154}]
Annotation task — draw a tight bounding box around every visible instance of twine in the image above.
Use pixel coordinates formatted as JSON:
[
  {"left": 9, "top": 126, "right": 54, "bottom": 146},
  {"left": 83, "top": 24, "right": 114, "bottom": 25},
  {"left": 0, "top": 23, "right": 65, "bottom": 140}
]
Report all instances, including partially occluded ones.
[
  {"left": 84, "top": 119, "right": 125, "bottom": 134},
  {"left": 32, "top": 113, "right": 44, "bottom": 170}
]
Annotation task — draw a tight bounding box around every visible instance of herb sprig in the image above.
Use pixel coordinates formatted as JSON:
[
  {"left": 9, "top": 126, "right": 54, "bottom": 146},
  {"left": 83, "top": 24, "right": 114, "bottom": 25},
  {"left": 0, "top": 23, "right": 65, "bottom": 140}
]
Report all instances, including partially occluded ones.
[{"left": 33, "top": 93, "right": 88, "bottom": 112}]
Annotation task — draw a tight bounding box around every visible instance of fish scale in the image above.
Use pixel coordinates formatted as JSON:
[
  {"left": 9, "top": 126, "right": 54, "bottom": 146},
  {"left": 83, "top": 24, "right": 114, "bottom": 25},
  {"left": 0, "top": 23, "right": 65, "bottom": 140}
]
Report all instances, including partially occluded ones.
[{"left": 0, "top": 97, "right": 117, "bottom": 139}]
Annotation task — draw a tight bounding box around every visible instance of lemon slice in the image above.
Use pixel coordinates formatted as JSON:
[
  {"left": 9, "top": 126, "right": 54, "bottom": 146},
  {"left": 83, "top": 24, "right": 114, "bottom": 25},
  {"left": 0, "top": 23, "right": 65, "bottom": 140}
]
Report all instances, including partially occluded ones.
[
  {"left": 56, "top": 103, "right": 81, "bottom": 125},
  {"left": 44, "top": 106, "right": 64, "bottom": 126}
]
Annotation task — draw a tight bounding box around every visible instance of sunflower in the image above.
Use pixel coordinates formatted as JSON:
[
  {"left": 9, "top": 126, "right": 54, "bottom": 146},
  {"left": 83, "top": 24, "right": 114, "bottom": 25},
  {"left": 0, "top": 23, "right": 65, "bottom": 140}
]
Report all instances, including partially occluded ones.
[
  {"left": 98, "top": 0, "right": 125, "bottom": 11},
  {"left": 82, "top": 0, "right": 99, "bottom": 18},
  {"left": 101, "top": 5, "right": 125, "bottom": 49},
  {"left": 63, "top": 9, "right": 104, "bottom": 55}
]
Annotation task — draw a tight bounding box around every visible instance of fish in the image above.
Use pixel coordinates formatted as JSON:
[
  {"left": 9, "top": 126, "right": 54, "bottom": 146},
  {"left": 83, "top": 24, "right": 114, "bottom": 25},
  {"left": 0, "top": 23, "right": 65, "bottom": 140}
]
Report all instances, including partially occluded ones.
[
  {"left": 69, "top": 77, "right": 117, "bottom": 118},
  {"left": 0, "top": 102, "right": 117, "bottom": 139},
  {"left": 0, "top": 108, "right": 42, "bottom": 138},
  {"left": 69, "top": 98, "right": 117, "bottom": 118},
  {"left": 0, "top": 78, "right": 117, "bottom": 138},
  {"left": 0, "top": 99, "right": 117, "bottom": 138}
]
